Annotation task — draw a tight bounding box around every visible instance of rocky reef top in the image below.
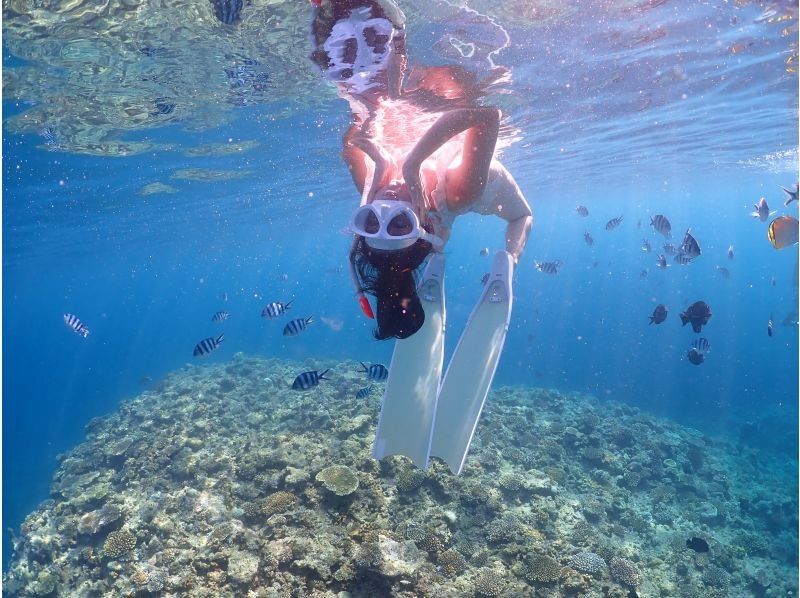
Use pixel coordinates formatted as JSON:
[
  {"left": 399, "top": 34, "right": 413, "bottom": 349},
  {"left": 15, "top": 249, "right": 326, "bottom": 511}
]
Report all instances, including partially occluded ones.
[{"left": 4, "top": 354, "right": 797, "bottom": 597}]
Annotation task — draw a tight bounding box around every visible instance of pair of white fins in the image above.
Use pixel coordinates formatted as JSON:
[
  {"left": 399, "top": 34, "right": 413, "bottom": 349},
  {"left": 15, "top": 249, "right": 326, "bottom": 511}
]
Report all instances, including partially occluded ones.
[{"left": 373, "top": 251, "right": 513, "bottom": 475}]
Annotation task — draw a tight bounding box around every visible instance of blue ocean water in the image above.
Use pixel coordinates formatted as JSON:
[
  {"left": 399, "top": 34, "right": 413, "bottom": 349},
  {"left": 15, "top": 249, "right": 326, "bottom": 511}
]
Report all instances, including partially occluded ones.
[{"left": 2, "top": 0, "right": 798, "bottom": 574}]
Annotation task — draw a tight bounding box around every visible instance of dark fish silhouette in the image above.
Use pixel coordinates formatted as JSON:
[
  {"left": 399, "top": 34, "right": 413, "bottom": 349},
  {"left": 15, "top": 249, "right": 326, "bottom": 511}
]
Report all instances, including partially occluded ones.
[
  {"left": 687, "top": 348, "right": 704, "bottom": 365},
  {"left": 584, "top": 232, "right": 594, "bottom": 246},
  {"left": 680, "top": 301, "right": 712, "bottom": 333},
  {"left": 663, "top": 243, "right": 678, "bottom": 255},
  {"left": 292, "top": 369, "right": 329, "bottom": 390},
  {"left": 751, "top": 197, "right": 774, "bottom": 222},
  {"left": 686, "top": 537, "right": 709, "bottom": 552},
  {"left": 360, "top": 362, "right": 389, "bottom": 381},
  {"left": 641, "top": 239, "right": 652, "bottom": 253},
  {"left": 674, "top": 253, "right": 693, "bottom": 266},
  {"left": 649, "top": 304, "right": 668, "bottom": 325},
  {"left": 678, "top": 228, "right": 701, "bottom": 260},
  {"left": 650, "top": 214, "right": 672, "bottom": 239},
  {"left": 727, "top": 245, "right": 734, "bottom": 260},
  {"left": 193, "top": 334, "right": 224, "bottom": 357},
  {"left": 640, "top": 269, "right": 648, "bottom": 278},
  {"left": 211, "top": 0, "right": 244, "bottom": 25},
  {"left": 715, "top": 266, "right": 731, "bottom": 279},
  {"left": 782, "top": 183, "right": 798, "bottom": 206},
  {"left": 576, "top": 205, "right": 589, "bottom": 217},
  {"left": 605, "top": 216, "right": 623, "bottom": 231},
  {"left": 656, "top": 255, "right": 669, "bottom": 269},
  {"left": 768, "top": 315, "right": 773, "bottom": 337}
]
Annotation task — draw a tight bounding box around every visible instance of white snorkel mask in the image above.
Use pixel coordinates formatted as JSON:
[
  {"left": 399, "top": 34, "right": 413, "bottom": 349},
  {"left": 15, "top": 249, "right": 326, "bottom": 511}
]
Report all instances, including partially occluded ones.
[
  {"left": 322, "top": 8, "right": 396, "bottom": 93},
  {"left": 350, "top": 199, "right": 444, "bottom": 251}
]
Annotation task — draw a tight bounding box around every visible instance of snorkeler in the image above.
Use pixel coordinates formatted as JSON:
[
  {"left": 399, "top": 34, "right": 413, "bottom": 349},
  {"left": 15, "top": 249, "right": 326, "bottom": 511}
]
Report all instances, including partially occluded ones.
[{"left": 310, "top": 0, "right": 532, "bottom": 474}]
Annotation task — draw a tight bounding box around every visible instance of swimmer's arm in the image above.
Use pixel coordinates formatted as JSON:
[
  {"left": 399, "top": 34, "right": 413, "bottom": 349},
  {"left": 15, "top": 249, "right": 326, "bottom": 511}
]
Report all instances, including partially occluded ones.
[
  {"left": 343, "top": 130, "right": 396, "bottom": 200},
  {"left": 402, "top": 107, "right": 500, "bottom": 206}
]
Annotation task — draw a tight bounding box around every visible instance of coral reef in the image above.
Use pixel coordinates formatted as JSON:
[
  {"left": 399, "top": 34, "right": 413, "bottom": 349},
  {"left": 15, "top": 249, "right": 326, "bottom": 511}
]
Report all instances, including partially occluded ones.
[{"left": 2, "top": 355, "right": 797, "bottom": 597}]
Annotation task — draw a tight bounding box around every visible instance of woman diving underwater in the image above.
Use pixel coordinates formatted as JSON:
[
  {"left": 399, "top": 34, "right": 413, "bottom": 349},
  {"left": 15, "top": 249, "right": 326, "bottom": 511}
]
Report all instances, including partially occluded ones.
[{"left": 310, "top": 0, "right": 533, "bottom": 474}]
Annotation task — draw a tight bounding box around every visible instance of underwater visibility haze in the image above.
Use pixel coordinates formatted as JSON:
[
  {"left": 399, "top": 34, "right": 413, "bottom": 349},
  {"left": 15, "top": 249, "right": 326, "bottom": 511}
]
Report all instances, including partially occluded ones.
[{"left": 2, "top": 0, "right": 799, "bottom": 595}]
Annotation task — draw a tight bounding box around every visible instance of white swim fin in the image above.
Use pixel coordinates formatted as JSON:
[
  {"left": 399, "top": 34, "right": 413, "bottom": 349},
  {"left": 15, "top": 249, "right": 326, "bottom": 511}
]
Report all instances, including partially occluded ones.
[
  {"left": 429, "top": 250, "right": 513, "bottom": 475},
  {"left": 372, "top": 254, "right": 446, "bottom": 469}
]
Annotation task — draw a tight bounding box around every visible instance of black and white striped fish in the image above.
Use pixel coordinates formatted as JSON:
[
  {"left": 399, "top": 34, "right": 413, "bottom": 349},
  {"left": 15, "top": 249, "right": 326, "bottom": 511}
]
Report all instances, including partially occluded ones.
[
  {"left": 650, "top": 214, "right": 672, "bottom": 239},
  {"left": 291, "top": 369, "right": 329, "bottom": 391},
  {"left": 535, "top": 260, "right": 561, "bottom": 275},
  {"left": 360, "top": 362, "right": 389, "bottom": 381},
  {"left": 41, "top": 127, "right": 59, "bottom": 148},
  {"left": 583, "top": 232, "right": 594, "bottom": 246},
  {"left": 193, "top": 334, "right": 224, "bottom": 357},
  {"left": 283, "top": 317, "right": 313, "bottom": 336},
  {"left": 211, "top": 311, "right": 230, "bottom": 322},
  {"left": 692, "top": 337, "right": 710, "bottom": 352},
  {"left": 673, "top": 253, "right": 693, "bottom": 266},
  {"left": 576, "top": 205, "right": 589, "bottom": 217},
  {"left": 662, "top": 243, "right": 678, "bottom": 255},
  {"left": 641, "top": 239, "right": 652, "bottom": 253},
  {"left": 63, "top": 313, "right": 89, "bottom": 338},
  {"left": 262, "top": 300, "right": 292, "bottom": 319},
  {"left": 356, "top": 385, "right": 375, "bottom": 400},
  {"left": 656, "top": 254, "right": 669, "bottom": 269},
  {"left": 605, "top": 216, "right": 623, "bottom": 231}
]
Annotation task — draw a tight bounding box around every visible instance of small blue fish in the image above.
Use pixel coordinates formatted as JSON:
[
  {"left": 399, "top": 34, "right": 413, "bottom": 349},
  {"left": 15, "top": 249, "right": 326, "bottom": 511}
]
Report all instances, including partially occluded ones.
[
  {"left": 356, "top": 385, "right": 375, "bottom": 400},
  {"left": 360, "top": 362, "right": 389, "bottom": 381},
  {"left": 193, "top": 334, "right": 224, "bottom": 357},
  {"left": 292, "top": 369, "right": 329, "bottom": 391},
  {"left": 63, "top": 313, "right": 89, "bottom": 338},
  {"left": 283, "top": 317, "right": 313, "bottom": 336},
  {"left": 605, "top": 216, "right": 623, "bottom": 231},
  {"left": 262, "top": 300, "right": 292, "bottom": 319},
  {"left": 211, "top": 311, "right": 230, "bottom": 322}
]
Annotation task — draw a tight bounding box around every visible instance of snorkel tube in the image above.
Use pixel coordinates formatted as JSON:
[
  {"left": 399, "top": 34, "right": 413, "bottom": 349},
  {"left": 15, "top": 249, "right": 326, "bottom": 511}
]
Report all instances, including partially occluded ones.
[{"left": 349, "top": 236, "right": 375, "bottom": 319}]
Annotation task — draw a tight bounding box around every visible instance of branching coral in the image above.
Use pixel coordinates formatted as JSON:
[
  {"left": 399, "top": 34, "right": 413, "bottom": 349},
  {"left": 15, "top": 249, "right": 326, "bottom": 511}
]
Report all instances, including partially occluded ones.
[
  {"left": 260, "top": 491, "right": 298, "bottom": 516},
  {"left": 523, "top": 553, "right": 561, "bottom": 583}
]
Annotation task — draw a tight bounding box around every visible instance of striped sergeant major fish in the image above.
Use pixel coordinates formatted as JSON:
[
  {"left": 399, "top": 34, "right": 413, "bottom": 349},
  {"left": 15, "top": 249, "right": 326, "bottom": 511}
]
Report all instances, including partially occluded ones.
[
  {"left": 583, "top": 232, "right": 594, "bottom": 246},
  {"left": 650, "top": 214, "right": 672, "bottom": 239},
  {"left": 211, "top": 311, "right": 230, "bottom": 322},
  {"left": 360, "top": 362, "right": 388, "bottom": 381},
  {"left": 211, "top": 0, "right": 244, "bottom": 25},
  {"left": 641, "top": 239, "right": 652, "bottom": 253},
  {"left": 193, "top": 334, "right": 224, "bottom": 357},
  {"left": 63, "top": 313, "right": 89, "bottom": 338},
  {"left": 356, "top": 385, "right": 375, "bottom": 400},
  {"left": 535, "top": 260, "right": 561, "bottom": 275},
  {"left": 656, "top": 254, "right": 669, "bottom": 269},
  {"left": 262, "top": 300, "right": 292, "bottom": 319},
  {"left": 283, "top": 317, "right": 313, "bottom": 336},
  {"left": 605, "top": 216, "right": 623, "bottom": 231},
  {"left": 575, "top": 205, "right": 589, "bottom": 217},
  {"left": 291, "top": 369, "right": 330, "bottom": 391}
]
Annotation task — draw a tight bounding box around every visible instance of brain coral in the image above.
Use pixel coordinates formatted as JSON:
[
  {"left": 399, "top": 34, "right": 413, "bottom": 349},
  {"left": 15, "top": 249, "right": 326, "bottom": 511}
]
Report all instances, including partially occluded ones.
[
  {"left": 524, "top": 554, "right": 561, "bottom": 583},
  {"left": 260, "top": 491, "right": 298, "bottom": 516},
  {"left": 566, "top": 552, "right": 606, "bottom": 574},
  {"left": 474, "top": 568, "right": 506, "bottom": 597},
  {"left": 610, "top": 556, "right": 641, "bottom": 588},
  {"left": 102, "top": 529, "right": 136, "bottom": 559},
  {"left": 316, "top": 465, "right": 359, "bottom": 496}
]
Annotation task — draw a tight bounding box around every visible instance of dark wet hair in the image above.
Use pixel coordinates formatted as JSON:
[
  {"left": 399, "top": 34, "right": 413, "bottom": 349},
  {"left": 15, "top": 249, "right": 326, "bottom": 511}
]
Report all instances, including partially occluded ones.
[
  {"left": 309, "top": 1, "right": 396, "bottom": 72},
  {"left": 350, "top": 235, "right": 433, "bottom": 340}
]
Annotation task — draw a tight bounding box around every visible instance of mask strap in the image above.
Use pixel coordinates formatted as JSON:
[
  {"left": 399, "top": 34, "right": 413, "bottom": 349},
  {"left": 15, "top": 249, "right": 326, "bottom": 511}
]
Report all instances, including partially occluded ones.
[{"left": 349, "top": 236, "right": 375, "bottom": 319}]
